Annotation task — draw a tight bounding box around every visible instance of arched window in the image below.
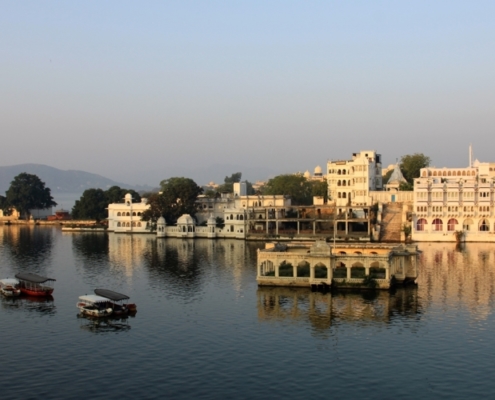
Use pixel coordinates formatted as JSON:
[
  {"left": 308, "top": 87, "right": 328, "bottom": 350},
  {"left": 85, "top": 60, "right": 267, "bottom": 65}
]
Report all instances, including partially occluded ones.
[
  {"left": 137, "top": 212, "right": 141, "bottom": 216},
  {"left": 448, "top": 171, "right": 451, "bottom": 176},
  {"left": 342, "top": 192, "right": 346, "bottom": 198},
  {"left": 342, "top": 170, "right": 346, "bottom": 175},
  {"left": 117, "top": 212, "right": 121, "bottom": 216},
  {"left": 343, "top": 181, "right": 346, "bottom": 186},
  {"left": 126, "top": 212, "right": 130, "bottom": 216},
  {"left": 433, "top": 171, "right": 437, "bottom": 176},
  {"left": 117, "top": 222, "right": 121, "bottom": 227},
  {"left": 132, "top": 212, "right": 136, "bottom": 216},
  {"left": 479, "top": 219, "right": 489, "bottom": 231},
  {"left": 126, "top": 222, "right": 130, "bottom": 227},
  {"left": 240, "top": 215, "right": 244, "bottom": 220},
  {"left": 463, "top": 218, "right": 473, "bottom": 231},
  {"left": 416, "top": 218, "right": 427, "bottom": 231},
  {"left": 432, "top": 218, "right": 443, "bottom": 231},
  {"left": 447, "top": 219, "right": 458, "bottom": 231},
  {"left": 230, "top": 214, "right": 233, "bottom": 220},
  {"left": 338, "top": 180, "right": 341, "bottom": 186},
  {"left": 131, "top": 221, "right": 136, "bottom": 227},
  {"left": 137, "top": 222, "right": 141, "bottom": 227},
  {"left": 338, "top": 169, "right": 341, "bottom": 175}
]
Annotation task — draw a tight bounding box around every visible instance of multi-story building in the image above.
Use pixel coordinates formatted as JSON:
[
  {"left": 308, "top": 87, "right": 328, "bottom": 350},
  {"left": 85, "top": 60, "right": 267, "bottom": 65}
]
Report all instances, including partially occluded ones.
[
  {"left": 412, "top": 160, "right": 495, "bottom": 242},
  {"left": 327, "top": 150, "right": 383, "bottom": 207},
  {"left": 107, "top": 193, "right": 150, "bottom": 233}
]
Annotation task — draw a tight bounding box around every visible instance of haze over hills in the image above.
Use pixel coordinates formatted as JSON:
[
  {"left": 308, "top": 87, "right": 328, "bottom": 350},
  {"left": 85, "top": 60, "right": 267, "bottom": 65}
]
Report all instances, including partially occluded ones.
[{"left": 0, "top": 164, "right": 153, "bottom": 194}]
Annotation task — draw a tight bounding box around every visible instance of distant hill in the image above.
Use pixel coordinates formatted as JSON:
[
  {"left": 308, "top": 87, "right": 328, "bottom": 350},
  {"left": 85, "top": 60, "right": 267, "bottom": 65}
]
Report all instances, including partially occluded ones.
[{"left": 0, "top": 164, "right": 153, "bottom": 194}]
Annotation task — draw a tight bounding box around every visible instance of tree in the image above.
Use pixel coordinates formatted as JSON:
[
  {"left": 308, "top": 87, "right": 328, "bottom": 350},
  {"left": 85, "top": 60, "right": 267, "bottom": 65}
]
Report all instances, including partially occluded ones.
[
  {"left": 72, "top": 188, "right": 108, "bottom": 221},
  {"left": 400, "top": 153, "right": 431, "bottom": 185},
  {"left": 5, "top": 173, "right": 57, "bottom": 219},
  {"left": 382, "top": 169, "right": 394, "bottom": 185},
  {"left": 216, "top": 172, "right": 255, "bottom": 195},
  {"left": 142, "top": 177, "right": 203, "bottom": 225},
  {"left": 105, "top": 186, "right": 141, "bottom": 204},
  {"left": 311, "top": 180, "right": 328, "bottom": 202},
  {"left": 263, "top": 174, "right": 313, "bottom": 205},
  {"left": 71, "top": 186, "right": 142, "bottom": 220}
]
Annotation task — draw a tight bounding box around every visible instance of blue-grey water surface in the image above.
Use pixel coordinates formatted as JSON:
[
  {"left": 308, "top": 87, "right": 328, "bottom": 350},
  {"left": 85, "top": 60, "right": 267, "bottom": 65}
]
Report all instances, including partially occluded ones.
[{"left": 1, "top": 225, "right": 494, "bottom": 399}]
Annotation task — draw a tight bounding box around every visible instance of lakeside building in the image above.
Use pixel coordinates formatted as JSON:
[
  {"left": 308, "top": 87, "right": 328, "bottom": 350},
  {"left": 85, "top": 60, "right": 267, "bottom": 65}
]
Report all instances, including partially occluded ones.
[
  {"left": 107, "top": 193, "right": 150, "bottom": 233},
  {"left": 327, "top": 150, "right": 383, "bottom": 207},
  {"left": 412, "top": 160, "right": 495, "bottom": 242}
]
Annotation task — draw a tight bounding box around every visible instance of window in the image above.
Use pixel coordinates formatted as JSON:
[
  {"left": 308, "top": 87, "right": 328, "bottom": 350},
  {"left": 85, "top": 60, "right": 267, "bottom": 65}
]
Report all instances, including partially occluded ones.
[
  {"left": 447, "top": 219, "right": 458, "bottom": 231},
  {"left": 432, "top": 218, "right": 443, "bottom": 231},
  {"left": 416, "top": 218, "right": 427, "bottom": 231},
  {"left": 480, "top": 219, "right": 489, "bottom": 231}
]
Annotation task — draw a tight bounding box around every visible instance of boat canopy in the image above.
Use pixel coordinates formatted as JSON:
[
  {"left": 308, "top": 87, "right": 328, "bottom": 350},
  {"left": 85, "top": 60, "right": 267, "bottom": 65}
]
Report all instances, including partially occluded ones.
[
  {"left": 0, "top": 279, "right": 19, "bottom": 286},
  {"left": 79, "top": 295, "right": 110, "bottom": 304},
  {"left": 94, "top": 289, "right": 130, "bottom": 301},
  {"left": 15, "top": 273, "right": 56, "bottom": 283}
]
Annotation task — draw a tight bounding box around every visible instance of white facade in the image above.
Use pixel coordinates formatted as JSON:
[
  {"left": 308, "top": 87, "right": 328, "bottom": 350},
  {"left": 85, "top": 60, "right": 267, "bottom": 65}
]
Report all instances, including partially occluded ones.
[
  {"left": 107, "top": 193, "right": 150, "bottom": 233},
  {"left": 327, "top": 150, "right": 383, "bottom": 207},
  {"left": 412, "top": 161, "right": 495, "bottom": 242}
]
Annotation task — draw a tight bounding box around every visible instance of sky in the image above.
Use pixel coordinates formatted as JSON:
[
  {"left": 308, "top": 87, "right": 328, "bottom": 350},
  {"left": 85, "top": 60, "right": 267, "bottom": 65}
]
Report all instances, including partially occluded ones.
[{"left": 1, "top": 1, "right": 494, "bottom": 186}]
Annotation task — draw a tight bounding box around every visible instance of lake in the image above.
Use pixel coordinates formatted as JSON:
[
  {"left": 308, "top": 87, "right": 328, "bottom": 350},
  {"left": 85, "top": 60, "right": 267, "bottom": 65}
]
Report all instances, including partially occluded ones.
[{"left": 0, "top": 225, "right": 494, "bottom": 399}]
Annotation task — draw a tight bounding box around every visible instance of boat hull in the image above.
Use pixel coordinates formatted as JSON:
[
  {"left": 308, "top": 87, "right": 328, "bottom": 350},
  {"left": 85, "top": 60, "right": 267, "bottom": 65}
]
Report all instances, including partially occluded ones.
[{"left": 20, "top": 287, "right": 54, "bottom": 297}]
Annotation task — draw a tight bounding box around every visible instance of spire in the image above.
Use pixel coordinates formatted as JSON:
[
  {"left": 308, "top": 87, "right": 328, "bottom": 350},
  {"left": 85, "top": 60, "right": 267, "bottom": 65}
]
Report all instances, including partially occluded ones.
[{"left": 388, "top": 162, "right": 407, "bottom": 185}]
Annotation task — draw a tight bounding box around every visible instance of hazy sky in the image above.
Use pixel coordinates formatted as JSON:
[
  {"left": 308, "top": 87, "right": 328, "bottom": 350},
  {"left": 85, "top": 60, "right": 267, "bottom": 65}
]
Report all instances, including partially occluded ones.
[{"left": 1, "top": 1, "right": 494, "bottom": 186}]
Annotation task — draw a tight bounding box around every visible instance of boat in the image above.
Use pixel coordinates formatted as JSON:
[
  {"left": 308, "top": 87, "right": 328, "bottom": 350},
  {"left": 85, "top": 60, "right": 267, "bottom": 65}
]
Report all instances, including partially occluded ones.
[
  {"left": 15, "top": 272, "right": 56, "bottom": 296},
  {"left": 94, "top": 289, "right": 137, "bottom": 315},
  {"left": 77, "top": 295, "right": 113, "bottom": 318},
  {"left": 0, "top": 279, "right": 21, "bottom": 297}
]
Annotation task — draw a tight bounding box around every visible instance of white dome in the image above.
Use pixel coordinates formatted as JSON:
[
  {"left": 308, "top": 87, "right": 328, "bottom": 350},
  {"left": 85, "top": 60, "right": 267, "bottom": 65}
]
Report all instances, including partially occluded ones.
[
  {"left": 157, "top": 216, "right": 166, "bottom": 225},
  {"left": 314, "top": 165, "right": 322, "bottom": 174},
  {"left": 177, "top": 214, "right": 195, "bottom": 225},
  {"left": 304, "top": 170, "right": 311, "bottom": 178}
]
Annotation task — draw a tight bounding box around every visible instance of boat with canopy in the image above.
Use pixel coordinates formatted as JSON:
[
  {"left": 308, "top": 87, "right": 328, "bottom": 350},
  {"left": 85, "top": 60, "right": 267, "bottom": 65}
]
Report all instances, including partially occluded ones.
[
  {"left": 15, "top": 273, "right": 56, "bottom": 296},
  {"left": 0, "top": 278, "right": 21, "bottom": 297},
  {"left": 94, "top": 289, "right": 137, "bottom": 315},
  {"left": 77, "top": 295, "right": 113, "bottom": 318}
]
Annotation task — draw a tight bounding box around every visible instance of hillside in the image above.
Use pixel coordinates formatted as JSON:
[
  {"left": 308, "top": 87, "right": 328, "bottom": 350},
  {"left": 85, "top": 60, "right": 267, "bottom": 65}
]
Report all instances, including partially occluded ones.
[{"left": 0, "top": 164, "right": 151, "bottom": 194}]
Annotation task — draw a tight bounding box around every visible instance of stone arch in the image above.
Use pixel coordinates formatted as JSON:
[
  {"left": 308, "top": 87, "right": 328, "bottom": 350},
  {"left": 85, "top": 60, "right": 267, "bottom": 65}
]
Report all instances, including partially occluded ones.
[
  {"left": 261, "top": 260, "right": 275, "bottom": 276},
  {"left": 117, "top": 212, "right": 121, "bottom": 216},
  {"left": 297, "top": 260, "right": 310, "bottom": 277},
  {"left": 333, "top": 262, "right": 347, "bottom": 278},
  {"left": 132, "top": 212, "right": 136, "bottom": 216},
  {"left": 117, "top": 222, "right": 121, "bottom": 227},
  {"left": 126, "top": 212, "right": 130, "bottom": 216},
  {"left": 126, "top": 222, "right": 130, "bottom": 227},
  {"left": 314, "top": 262, "right": 327, "bottom": 279},
  {"left": 278, "top": 261, "right": 293, "bottom": 277},
  {"left": 351, "top": 262, "right": 365, "bottom": 278},
  {"left": 369, "top": 261, "right": 386, "bottom": 279}
]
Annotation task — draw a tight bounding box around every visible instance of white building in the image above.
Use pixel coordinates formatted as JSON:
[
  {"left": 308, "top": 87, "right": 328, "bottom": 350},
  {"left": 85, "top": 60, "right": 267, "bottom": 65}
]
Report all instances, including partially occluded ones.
[
  {"left": 327, "top": 150, "right": 383, "bottom": 207},
  {"left": 107, "top": 193, "right": 150, "bottom": 233},
  {"left": 412, "top": 160, "right": 495, "bottom": 242}
]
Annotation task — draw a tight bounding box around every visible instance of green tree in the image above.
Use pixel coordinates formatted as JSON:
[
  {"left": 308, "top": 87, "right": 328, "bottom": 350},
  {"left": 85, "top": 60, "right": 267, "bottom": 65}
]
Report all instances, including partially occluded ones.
[
  {"left": 400, "top": 153, "right": 431, "bottom": 185},
  {"left": 382, "top": 169, "right": 394, "bottom": 185},
  {"left": 105, "top": 186, "right": 141, "bottom": 204},
  {"left": 142, "top": 177, "right": 203, "bottom": 225},
  {"left": 263, "top": 174, "right": 313, "bottom": 205},
  {"left": 71, "top": 186, "right": 141, "bottom": 220},
  {"left": 72, "top": 188, "right": 108, "bottom": 221},
  {"left": 311, "top": 180, "right": 328, "bottom": 202},
  {"left": 5, "top": 173, "right": 57, "bottom": 219},
  {"left": 217, "top": 172, "right": 255, "bottom": 195}
]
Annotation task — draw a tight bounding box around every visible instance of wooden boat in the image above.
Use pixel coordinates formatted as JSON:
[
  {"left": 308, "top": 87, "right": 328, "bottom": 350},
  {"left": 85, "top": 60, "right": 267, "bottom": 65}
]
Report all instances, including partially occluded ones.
[
  {"left": 94, "top": 289, "right": 136, "bottom": 315},
  {"left": 77, "top": 295, "right": 113, "bottom": 318},
  {"left": 0, "top": 279, "right": 21, "bottom": 297},
  {"left": 15, "top": 273, "right": 56, "bottom": 296}
]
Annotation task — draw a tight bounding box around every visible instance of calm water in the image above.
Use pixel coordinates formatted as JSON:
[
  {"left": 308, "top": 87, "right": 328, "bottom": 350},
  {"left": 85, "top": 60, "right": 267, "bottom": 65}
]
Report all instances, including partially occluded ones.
[{"left": 1, "top": 226, "right": 495, "bottom": 400}]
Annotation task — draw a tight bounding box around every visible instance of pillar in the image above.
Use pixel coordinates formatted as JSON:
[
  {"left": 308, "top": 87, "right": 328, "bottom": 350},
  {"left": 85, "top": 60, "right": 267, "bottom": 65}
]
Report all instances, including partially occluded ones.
[
  {"left": 346, "top": 267, "right": 351, "bottom": 279},
  {"left": 293, "top": 264, "right": 297, "bottom": 278},
  {"left": 275, "top": 263, "right": 279, "bottom": 278},
  {"left": 310, "top": 264, "right": 314, "bottom": 280}
]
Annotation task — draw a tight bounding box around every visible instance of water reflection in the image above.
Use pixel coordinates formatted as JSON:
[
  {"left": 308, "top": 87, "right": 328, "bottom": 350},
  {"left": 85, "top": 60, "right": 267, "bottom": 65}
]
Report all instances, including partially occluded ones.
[
  {"left": 77, "top": 314, "right": 131, "bottom": 334},
  {"left": 0, "top": 225, "right": 54, "bottom": 272},
  {"left": 0, "top": 295, "right": 56, "bottom": 316},
  {"left": 257, "top": 286, "right": 421, "bottom": 337},
  {"left": 417, "top": 242, "right": 495, "bottom": 321}
]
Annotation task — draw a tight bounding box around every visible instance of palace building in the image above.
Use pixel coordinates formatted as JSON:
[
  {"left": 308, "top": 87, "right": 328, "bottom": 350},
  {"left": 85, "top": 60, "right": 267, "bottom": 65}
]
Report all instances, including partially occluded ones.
[
  {"left": 327, "top": 150, "right": 383, "bottom": 207},
  {"left": 412, "top": 160, "right": 495, "bottom": 242}
]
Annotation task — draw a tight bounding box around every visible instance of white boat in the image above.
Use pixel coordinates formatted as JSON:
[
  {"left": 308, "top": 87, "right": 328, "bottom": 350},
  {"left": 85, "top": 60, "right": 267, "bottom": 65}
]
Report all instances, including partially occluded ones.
[
  {"left": 0, "top": 279, "right": 21, "bottom": 297},
  {"left": 77, "top": 295, "right": 113, "bottom": 318}
]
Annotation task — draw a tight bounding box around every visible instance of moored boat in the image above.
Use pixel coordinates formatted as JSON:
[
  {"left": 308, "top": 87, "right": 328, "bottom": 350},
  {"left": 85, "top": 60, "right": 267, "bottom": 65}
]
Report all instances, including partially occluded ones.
[
  {"left": 0, "top": 279, "right": 21, "bottom": 297},
  {"left": 77, "top": 295, "right": 113, "bottom": 318},
  {"left": 94, "top": 289, "right": 136, "bottom": 315},
  {"left": 15, "top": 273, "right": 56, "bottom": 296}
]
